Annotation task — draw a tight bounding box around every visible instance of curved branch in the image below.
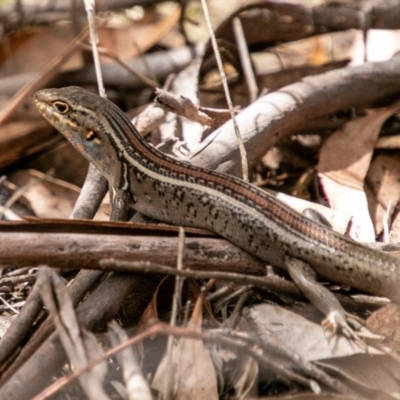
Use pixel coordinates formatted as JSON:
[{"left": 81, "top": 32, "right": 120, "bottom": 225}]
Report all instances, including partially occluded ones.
[{"left": 191, "top": 54, "right": 400, "bottom": 175}]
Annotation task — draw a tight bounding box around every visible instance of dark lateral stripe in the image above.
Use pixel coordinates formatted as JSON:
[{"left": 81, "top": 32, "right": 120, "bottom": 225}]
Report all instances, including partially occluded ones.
[{"left": 101, "top": 101, "right": 377, "bottom": 264}]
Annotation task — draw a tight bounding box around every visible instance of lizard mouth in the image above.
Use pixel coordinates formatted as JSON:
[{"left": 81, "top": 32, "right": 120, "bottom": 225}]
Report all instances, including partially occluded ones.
[
  {"left": 33, "top": 91, "right": 46, "bottom": 105},
  {"left": 34, "top": 98, "right": 51, "bottom": 120},
  {"left": 33, "top": 92, "right": 47, "bottom": 112}
]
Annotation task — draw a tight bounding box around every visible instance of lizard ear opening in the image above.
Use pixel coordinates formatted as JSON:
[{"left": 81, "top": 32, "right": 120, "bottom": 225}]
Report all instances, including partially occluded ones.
[
  {"left": 85, "top": 130, "right": 98, "bottom": 141},
  {"left": 53, "top": 101, "right": 69, "bottom": 114}
]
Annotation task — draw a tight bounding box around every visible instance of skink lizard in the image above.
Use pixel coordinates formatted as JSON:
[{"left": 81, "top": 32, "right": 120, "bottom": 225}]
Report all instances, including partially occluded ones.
[{"left": 34, "top": 86, "right": 400, "bottom": 336}]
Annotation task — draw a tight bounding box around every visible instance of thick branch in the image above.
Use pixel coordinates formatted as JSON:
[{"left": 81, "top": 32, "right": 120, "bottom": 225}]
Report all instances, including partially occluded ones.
[
  {"left": 0, "top": 230, "right": 265, "bottom": 275},
  {"left": 191, "top": 54, "right": 400, "bottom": 175}
]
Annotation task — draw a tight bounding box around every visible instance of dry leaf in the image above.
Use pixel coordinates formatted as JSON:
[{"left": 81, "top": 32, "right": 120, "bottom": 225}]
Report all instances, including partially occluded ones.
[
  {"left": 318, "top": 354, "right": 400, "bottom": 398},
  {"left": 318, "top": 105, "right": 400, "bottom": 241},
  {"left": 9, "top": 169, "right": 80, "bottom": 219},
  {"left": 9, "top": 169, "right": 109, "bottom": 220},
  {"left": 0, "top": 25, "right": 81, "bottom": 76},
  {"left": 0, "top": 121, "right": 55, "bottom": 169},
  {"left": 366, "top": 303, "right": 400, "bottom": 350},
  {"left": 229, "top": 350, "right": 258, "bottom": 399},
  {"left": 152, "top": 289, "right": 218, "bottom": 400},
  {"left": 243, "top": 304, "right": 374, "bottom": 359},
  {"left": 99, "top": 4, "right": 181, "bottom": 60},
  {"left": 366, "top": 153, "right": 400, "bottom": 236}
]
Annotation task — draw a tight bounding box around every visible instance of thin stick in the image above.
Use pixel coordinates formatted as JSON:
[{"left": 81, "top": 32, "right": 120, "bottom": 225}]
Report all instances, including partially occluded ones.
[
  {"left": 164, "top": 227, "right": 185, "bottom": 397},
  {"left": 200, "top": 0, "right": 249, "bottom": 182},
  {"left": 71, "top": 1, "right": 109, "bottom": 220},
  {"left": 232, "top": 17, "right": 258, "bottom": 103},
  {"left": 83, "top": 0, "right": 105, "bottom": 97},
  {"left": 79, "top": 43, "right": 159, "bottom": 89},
  {"left": 382, "top": 199, "right": 392, "bottom": 243},
  {"left": 99, "top": 258, "right": 297, "bottom": 295},
  {"left": 0, "top": 295, "right": 19, "bottom": 315},
  {"left": 32, "top": 321, "right": 345, "bottom": 400}
]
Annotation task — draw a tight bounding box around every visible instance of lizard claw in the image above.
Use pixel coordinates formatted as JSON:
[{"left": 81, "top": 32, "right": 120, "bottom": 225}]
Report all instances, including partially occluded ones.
[
  {"left": 322, "top": 311, "right": 366, "bottom": 350},
  {"left": 322, "top": 310, "right": 360, "bottom": 344},
  {"left": 322, "top": 311, "right": 383, "bottom": 349}
]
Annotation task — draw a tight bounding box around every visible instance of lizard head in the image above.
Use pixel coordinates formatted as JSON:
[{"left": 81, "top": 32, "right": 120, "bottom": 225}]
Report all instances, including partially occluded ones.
[{"left": 34, "top": 86, "right": 134, "bottom": 188}]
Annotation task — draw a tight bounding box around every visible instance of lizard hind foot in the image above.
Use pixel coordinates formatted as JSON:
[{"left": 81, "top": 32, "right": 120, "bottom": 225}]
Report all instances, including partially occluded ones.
[{"left": 322, "top": 311, "right": 383, "bottom": 350}]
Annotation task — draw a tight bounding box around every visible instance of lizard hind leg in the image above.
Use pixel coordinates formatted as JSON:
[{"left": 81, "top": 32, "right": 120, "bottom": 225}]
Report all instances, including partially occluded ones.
[{"left": 285, "top": 256, "right": 377, "bottom": 348}]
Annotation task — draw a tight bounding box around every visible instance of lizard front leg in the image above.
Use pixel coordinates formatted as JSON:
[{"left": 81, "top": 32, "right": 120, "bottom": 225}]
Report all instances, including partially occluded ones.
[{"left": 110, "top": 188, "right": 132, "bottom": 222}]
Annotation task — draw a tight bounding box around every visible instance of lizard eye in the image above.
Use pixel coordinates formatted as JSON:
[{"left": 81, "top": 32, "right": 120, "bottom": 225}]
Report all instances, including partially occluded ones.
[{"left": 53, "top": 101, "right": 69, "bottom": 114}]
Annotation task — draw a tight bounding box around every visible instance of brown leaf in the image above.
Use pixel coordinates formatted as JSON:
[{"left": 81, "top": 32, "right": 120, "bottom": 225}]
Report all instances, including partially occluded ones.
[
  {"left": 318, "top": 104, "right": 400, "bottom": 241},
  {"left": 243, "top": 304, "right": 369, "bottom": 360},
  {"left": 0, "top": 121, "right": 55, "bottom": 170},
  {"left": 98, "top": 4, "right": 181, "bottom": 60},
  {"left": 9, "top": 169, "right": 109, "bottom": 220},
  {"left": 9, "top": 169, "right": 80, "bottom": 219},
  {"left": 366, "top": 303, "right": 400, "bottom": 350},
  {"left": 152, "top": 289, "right": 218, "bottom": 400},
  {"left": 366, "top": 153, "right": 400, "bottom": 236},
  {"left": 0, "top": 25, "right": 81, "bottom": 76}
]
